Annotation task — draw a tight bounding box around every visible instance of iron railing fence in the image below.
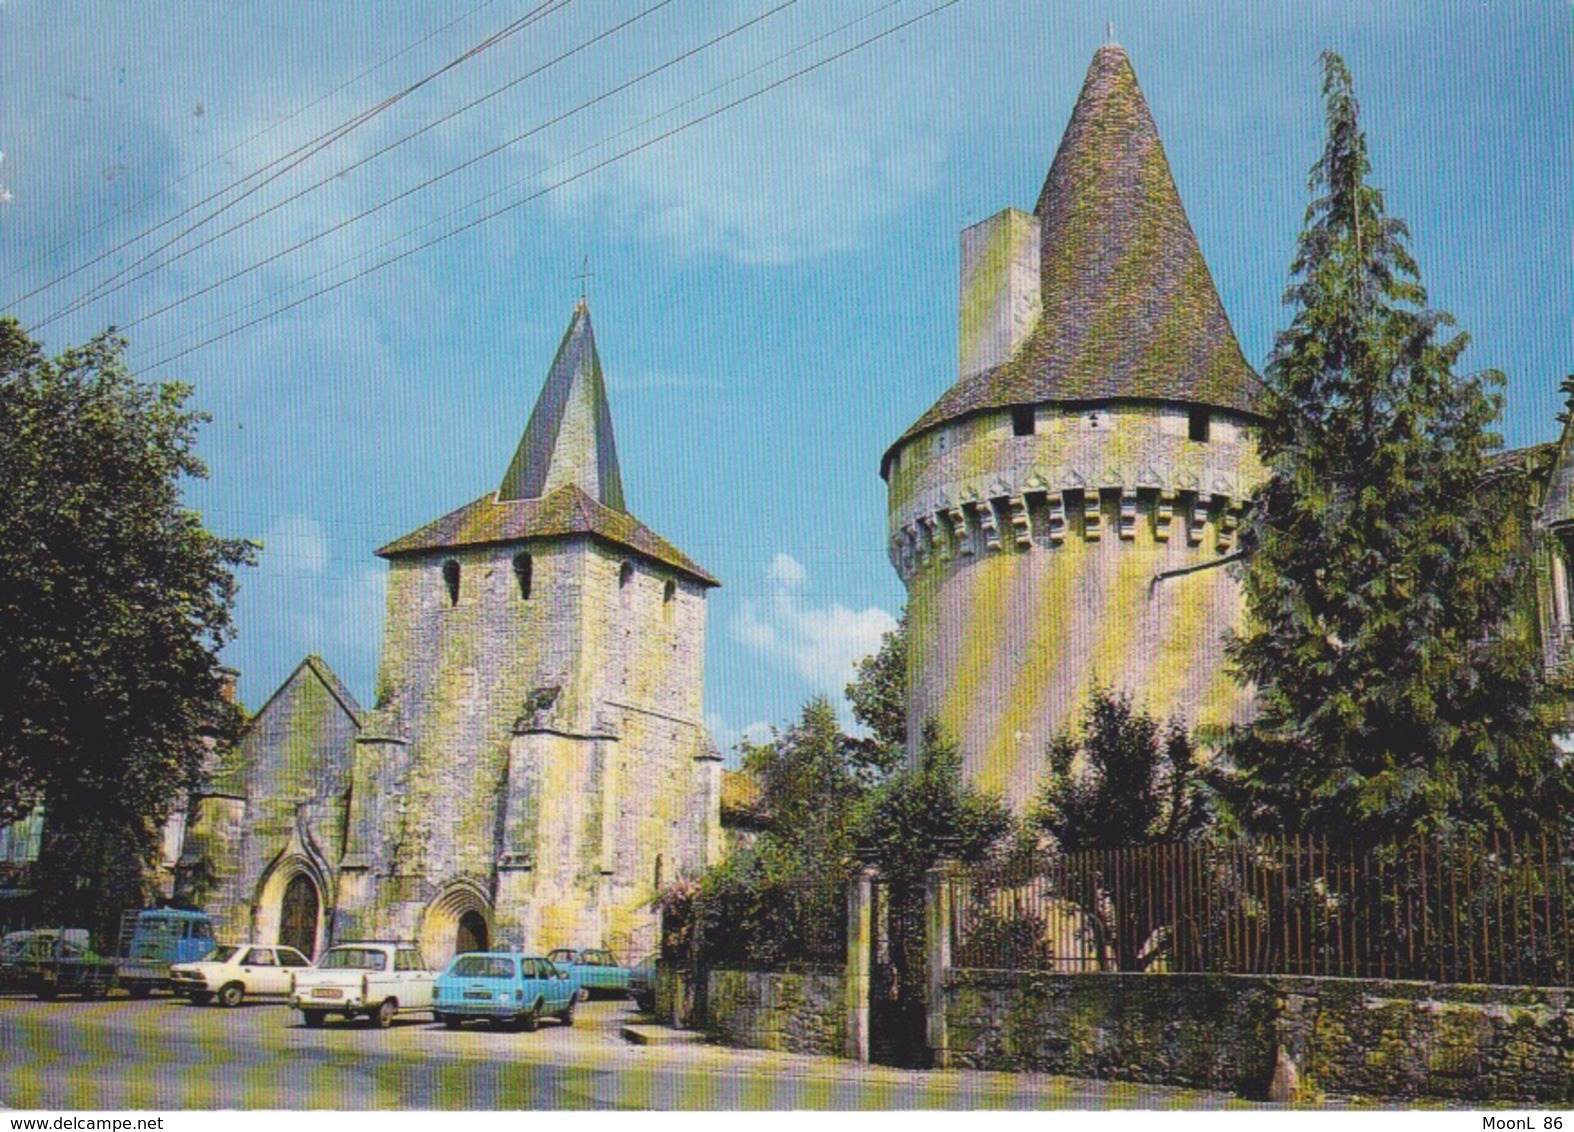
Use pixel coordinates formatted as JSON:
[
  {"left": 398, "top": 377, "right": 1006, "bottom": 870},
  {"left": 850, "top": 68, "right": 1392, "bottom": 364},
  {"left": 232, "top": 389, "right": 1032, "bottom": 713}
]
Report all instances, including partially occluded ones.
[{"left": 949, "top": 833, "right": 1574, "bottom": 986}]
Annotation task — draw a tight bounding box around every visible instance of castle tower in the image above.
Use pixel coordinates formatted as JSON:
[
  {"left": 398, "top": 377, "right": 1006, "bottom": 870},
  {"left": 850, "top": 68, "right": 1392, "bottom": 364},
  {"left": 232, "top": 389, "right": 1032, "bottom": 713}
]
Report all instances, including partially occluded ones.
[
  {"left": 881, "top": 44, "right": 1266, "bottom": 810},
  {"left": 336, "top": 300, "right": 721, "bottom": 963}
]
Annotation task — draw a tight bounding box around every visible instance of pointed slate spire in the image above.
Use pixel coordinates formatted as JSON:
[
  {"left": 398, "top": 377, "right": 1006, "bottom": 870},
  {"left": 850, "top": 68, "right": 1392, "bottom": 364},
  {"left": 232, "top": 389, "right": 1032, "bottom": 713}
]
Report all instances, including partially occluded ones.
[
  {"left": 892, "top": 44, "right": 1262, "bottom": 451},
  {"left": 499, "top": 299, "right": 625, "bottom": 511}
]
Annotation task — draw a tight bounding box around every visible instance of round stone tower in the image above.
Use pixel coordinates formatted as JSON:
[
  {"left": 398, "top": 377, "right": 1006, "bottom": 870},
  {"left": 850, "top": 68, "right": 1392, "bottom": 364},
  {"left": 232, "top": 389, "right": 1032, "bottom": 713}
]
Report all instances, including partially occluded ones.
[{"left": 881, "top": 44, "right": 1266, "bottom": 810}]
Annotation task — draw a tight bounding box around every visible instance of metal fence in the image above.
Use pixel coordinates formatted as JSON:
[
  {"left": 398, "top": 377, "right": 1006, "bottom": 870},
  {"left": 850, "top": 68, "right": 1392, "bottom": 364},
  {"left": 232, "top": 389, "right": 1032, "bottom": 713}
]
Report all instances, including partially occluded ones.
[{"left": 949, "top": 833, "right": 1574, "bottom": 986}]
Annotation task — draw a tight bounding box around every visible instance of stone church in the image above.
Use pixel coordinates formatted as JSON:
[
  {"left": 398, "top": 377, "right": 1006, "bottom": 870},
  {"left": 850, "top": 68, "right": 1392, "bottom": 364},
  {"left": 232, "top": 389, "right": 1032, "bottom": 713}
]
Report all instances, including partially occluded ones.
[
  {"left": 882, "top": 43, "right": 1574, "bottom": 810},
  {"left": 175, "top": 300, "right": 723, "bottom": 963}
]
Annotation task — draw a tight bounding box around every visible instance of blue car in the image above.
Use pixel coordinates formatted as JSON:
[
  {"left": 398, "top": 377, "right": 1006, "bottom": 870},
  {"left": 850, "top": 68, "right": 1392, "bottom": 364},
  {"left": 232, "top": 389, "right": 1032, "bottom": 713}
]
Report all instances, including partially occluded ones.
[
  {"left": 545, "top": 947, "right": 631, "bottom": 999},
  {"left": 433, "top": 952, "right": 579, "bottom": 1031}
]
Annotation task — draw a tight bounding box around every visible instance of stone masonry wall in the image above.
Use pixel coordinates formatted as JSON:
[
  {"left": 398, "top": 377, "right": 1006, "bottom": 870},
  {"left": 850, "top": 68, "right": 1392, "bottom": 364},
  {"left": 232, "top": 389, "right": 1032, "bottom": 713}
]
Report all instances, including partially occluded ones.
[
  {"left": 942, "top": 971, "right": 1574, "bottom": 1103},
  {"left": 704, "top": 968, "right": 847, "bottom": 1057}
]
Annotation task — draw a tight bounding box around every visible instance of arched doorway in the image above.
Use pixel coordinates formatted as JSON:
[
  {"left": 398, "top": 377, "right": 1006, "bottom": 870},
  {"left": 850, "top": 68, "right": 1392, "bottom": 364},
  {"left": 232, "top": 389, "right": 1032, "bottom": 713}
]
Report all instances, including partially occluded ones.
[
  {"left": 456, "top": 910, "right": 489, "bottom": 955},
  {"left": 280, "top": 873, "right": 320, "bottom": 958}
]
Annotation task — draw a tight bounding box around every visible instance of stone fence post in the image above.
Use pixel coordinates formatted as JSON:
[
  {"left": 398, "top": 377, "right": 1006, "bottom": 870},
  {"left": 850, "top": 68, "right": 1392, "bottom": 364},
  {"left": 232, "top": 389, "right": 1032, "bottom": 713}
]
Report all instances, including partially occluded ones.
[
  {"left": 925, "top": 858, "right": 956, "bottom": 1068},
  {"left": 844, "top": 863, "right": 877, "bottom": 1062}
]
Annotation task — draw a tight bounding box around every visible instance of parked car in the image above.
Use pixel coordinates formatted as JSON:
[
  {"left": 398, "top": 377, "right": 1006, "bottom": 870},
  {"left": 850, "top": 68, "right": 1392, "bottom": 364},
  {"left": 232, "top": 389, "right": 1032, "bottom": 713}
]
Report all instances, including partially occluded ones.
[
  {"left": 288, "top": 942, "right": 436, "bottom": 1028},
  {"left": 169, "top": 944, "right": 313, "bottom": 1006},
  {"left": 433, "top": 952, "right": 578, "bottom": 1031},
  {"left": 0, "top": 930, "right": 89, "bottom": 992},
  {"left": 545, "top": 947, "right": 631, "bottom": 1000},
  {"left": 626, "top": 953, "right": 659, "bottom": 1013}
]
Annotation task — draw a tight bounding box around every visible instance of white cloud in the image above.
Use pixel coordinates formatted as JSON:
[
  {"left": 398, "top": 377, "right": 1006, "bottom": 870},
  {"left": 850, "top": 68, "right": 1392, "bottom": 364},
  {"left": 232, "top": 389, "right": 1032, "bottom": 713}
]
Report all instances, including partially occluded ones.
[{"left": 730, "top": 552, "right": 896, "bottom": 705}]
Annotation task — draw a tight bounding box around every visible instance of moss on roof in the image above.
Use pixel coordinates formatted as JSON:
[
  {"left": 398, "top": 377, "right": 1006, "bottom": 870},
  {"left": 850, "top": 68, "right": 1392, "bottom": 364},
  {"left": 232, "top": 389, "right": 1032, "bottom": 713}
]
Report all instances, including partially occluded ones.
[
  {"left": 375, "top": 481, "right": 719, "bottom": 585},
  {"left": 893, "top": 45, "right": 1263, "bottom": 459}
]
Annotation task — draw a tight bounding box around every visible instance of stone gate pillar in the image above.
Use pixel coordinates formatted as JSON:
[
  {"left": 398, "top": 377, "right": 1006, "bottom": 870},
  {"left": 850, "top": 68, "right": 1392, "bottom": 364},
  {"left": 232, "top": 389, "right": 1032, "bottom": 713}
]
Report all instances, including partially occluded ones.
[
  {"left": 925, "top": 858, "right": 957, "bottom": 1068},
  {"left": 844, "top": 862, "right": 877, "bottom": 1062}
]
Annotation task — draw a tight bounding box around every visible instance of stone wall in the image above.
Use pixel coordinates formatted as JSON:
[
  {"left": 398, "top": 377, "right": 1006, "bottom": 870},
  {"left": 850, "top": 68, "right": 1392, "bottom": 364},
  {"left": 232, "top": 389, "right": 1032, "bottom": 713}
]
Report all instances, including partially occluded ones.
[
  {"left": 941, "top": 971, "right": 1574, "bottom": 1103},
  {"left": 704, "top": 968, "right": 847, "bottom": 1057}
]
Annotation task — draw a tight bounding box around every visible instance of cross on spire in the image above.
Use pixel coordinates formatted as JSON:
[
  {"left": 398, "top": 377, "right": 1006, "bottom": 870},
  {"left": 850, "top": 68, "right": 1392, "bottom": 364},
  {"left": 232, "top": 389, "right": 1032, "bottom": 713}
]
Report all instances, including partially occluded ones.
[{"left": 573, "top": 255, "right": 594, "bottom": 306}]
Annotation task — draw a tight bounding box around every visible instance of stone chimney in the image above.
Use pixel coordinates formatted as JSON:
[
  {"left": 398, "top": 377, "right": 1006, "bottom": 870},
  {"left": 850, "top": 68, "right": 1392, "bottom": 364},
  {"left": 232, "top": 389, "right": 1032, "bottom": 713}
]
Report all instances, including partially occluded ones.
[{"left": 958, "top": 207, "right": 1041, "bottom": 380}]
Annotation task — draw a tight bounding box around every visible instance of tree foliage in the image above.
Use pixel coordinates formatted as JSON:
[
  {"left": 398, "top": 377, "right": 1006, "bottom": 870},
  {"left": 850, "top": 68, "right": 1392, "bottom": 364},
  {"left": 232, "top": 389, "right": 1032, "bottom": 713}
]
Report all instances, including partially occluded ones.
[
  {"left": 1220, "top": 54, "right": 1566, "bottom": 844},
  {"left": 1030, "top": 687, "right": 1208, "bottom": 852},
  {"left": 844, "top": 613, "right": 907, "bottom": 781},
  {"left": 857, "top": 719, "right": 1014, "bottom": 888},
  {"left": 0, "top": 320, "right": 254, "bottom": 931}
]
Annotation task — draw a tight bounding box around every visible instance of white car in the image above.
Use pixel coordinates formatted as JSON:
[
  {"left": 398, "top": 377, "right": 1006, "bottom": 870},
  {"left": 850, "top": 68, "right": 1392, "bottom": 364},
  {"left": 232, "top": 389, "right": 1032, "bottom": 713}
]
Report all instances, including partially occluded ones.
[
  {"left": 169, "top": 944, "right": 313, "bottom": 1007},
  {"left": 288, "top": 942, "right": 436, "bottom": 1029}
]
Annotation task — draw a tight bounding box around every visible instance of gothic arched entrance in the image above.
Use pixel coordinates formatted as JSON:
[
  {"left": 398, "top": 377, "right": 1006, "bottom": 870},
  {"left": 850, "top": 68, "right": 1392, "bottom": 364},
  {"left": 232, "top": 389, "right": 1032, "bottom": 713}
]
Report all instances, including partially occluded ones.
[
  {"left": 280, "top": 873, "right": 320, "bottom": 958},
  {"left": 456, "top": 910, "right": 489, "bottom": 955}
]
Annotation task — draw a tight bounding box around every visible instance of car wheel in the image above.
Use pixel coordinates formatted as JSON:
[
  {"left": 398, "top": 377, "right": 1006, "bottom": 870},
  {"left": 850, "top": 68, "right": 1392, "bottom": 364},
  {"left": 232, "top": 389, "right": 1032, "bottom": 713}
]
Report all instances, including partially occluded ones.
[
  {"left": 127, "top": 983, "right": 153, "bottom": 1000},
  {"left": 487, "top": 1017, "right": 510, "bottom": 1032},
  {"left": 189, "top": 991, "right": 213, "bottom": 1006},
  {"left": 35, "top": 982, "right": 58, "bottom": 1002},
  {"left": 576, "top": 987, "right": 590, "bottom": 1002},
  {"left": 302, "top": 1010, "right": 326, "bottom": 1029},
  {"left": 217, "top": 982, "right": 244, "bottom": 1008},
  {"left": 440, "top": 1014, "right": 461, "bottom": 1031},
  {"left": 556, "top": 998, "right": 575, "bottom": 1027},
  {"left": 520, "top": 1000, "right": 541, "bottom": 1033},
  {"left": 634, "top": 995, "right": 655, "bottom": 1013},
  {"left": 372, "top": 998, "right": 397, "bottom": 1029}
]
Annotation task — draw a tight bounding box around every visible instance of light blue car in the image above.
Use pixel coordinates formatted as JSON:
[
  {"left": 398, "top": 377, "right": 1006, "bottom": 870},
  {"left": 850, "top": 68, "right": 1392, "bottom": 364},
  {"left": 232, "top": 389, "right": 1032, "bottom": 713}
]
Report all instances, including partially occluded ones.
[
  {"left": 433, "top": 952, "right": 579, "bottom": 1031},
  {"left": 545, "top": 948, "right": 632, "bottom": 999}
]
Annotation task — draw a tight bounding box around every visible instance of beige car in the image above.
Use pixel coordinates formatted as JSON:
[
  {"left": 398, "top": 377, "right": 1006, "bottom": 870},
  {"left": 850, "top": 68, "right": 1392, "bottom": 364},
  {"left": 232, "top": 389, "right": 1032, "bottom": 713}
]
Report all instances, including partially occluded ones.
[{"left": 169, "top": 944, "right": 313, "bottom": 1006}]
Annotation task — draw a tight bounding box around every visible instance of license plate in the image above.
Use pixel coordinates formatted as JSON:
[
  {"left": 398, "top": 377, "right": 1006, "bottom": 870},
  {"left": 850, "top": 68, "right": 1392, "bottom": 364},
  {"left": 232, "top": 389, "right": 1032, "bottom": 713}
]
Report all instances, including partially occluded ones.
[
  {"left": 463, "top": 988, "right": 491, "bottom": 1000},
  {"left": 311, "top": 987, "right": 343, "bottom": 999}
]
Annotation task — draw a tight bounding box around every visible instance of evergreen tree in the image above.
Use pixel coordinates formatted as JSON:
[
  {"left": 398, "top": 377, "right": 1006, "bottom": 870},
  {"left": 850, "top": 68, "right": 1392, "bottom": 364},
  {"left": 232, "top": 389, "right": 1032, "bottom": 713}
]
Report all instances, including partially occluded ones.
[{"left": 1221, "top": 54, "right": 1566, "bottom": 844}]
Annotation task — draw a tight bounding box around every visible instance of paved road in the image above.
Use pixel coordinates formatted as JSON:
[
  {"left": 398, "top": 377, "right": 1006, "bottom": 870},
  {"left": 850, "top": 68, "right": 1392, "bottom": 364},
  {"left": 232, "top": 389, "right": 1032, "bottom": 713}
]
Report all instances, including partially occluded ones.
[{"left": 0, "top": 990, "right": 1260, "bottom": 1110}]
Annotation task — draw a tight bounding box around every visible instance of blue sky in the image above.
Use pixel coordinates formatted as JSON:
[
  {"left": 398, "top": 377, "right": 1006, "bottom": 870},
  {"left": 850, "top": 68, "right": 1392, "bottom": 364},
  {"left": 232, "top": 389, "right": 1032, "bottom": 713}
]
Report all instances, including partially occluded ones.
[{"left": 2, "top": 1, "right": 1569, "bottom": 756}]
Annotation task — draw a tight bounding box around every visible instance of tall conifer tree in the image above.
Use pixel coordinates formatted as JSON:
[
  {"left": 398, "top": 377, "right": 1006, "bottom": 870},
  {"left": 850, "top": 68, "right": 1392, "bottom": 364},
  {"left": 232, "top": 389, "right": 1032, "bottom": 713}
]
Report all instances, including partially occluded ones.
[{"left": 1222, "top": 53, "right": 1566, "bottom": 843}]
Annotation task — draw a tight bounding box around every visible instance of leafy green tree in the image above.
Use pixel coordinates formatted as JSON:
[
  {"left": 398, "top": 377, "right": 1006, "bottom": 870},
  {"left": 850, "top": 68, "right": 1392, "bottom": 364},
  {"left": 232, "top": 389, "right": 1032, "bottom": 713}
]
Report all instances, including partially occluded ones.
[
  {"left": 1221, "top": 54, "right": 1566, "bottom": 844},
  {"left": 858, "top": 720, "right": 1013, "bottom": 887},
  {"left": 1030, "top": 687, "right": 1208, "bottom": 853},
  {"left": 0, "top": 320, "right": 254, "bottom": 937},
  {"left": 844, "top": 613, "right": 907, "bottom": 781}
]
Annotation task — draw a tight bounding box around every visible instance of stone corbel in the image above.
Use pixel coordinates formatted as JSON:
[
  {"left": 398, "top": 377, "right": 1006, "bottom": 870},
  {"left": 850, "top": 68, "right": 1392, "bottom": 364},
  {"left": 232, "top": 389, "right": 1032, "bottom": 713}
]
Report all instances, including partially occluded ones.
[
  {"left": 1008, "top": 496, "right": 1032, "bottom": 548},
  {"left": 1046, "top": 493, "right": 1067, "bottom": 545},
  {"left": 1083, "top": 492, "right": 1102, "bottom": 541},
  {"left": 944, "top": 505, "right": 972, "bottom": 556},
  {"left": 1216, "top": 496, "right": 1241, "bottom": 551},
  {"left": 975, "top": 500, "right": 1003, "bottom": 552},
  {"left": 920, "top": 513, "right": 947, "bottom": 562},
  {"left": 1119, "top": 490, "right": 1138, "bottom": 540},
  {"left": 1188, "top": 494, "right": 1209, "bottom": 546},
  {"left": 1155, "top": 492, "right": 1176, "bottom": 543}
]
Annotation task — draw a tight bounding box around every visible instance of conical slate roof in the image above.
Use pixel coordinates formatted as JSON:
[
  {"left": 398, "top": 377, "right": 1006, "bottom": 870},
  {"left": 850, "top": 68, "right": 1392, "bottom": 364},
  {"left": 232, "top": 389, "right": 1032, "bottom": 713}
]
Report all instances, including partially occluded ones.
[
  {"left": 895, "top": 44, "right": 1263, "bottom": 450},
  {"left": 377, "top": 302, "right": 718, "bottom": 586},
  {"left": 499, "top": 300, "right": 625, "bottom": 509}
]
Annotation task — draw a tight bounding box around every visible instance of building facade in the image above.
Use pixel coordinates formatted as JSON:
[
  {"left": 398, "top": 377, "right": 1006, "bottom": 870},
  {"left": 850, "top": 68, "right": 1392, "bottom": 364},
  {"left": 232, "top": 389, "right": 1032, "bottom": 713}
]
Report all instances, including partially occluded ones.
[{"left": 179, "top": 301, "right": 723, "bottom": 964}]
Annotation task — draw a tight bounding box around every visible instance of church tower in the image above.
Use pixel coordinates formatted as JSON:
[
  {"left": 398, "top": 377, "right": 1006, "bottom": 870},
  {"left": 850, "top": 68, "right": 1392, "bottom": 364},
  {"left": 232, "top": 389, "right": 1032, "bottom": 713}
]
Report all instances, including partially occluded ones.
[
  {"left": 881, "top": 44, "right": 1266, "bottom": 810},
  {"left": 335, "top": 300, "right": 721, "bottom": 963}
]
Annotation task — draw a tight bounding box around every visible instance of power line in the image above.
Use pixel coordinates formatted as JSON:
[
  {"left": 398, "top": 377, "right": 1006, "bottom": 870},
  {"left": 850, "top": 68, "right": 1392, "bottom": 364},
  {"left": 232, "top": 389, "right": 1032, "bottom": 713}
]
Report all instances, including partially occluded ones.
[
  {"left": 137, "top": 0, "right": 964, "bottom": 374},
  {"left": 117, "top": 0, "right": 795, "bottom": 337},
  {"left": 150, "top": 0, "right": 915, "bottom": 359},
  {"left": 16, "top": 0, "right": 570, "bottom": 329},
  {"left": 0, "top": 0, "right": 502, "bottom": 294}
]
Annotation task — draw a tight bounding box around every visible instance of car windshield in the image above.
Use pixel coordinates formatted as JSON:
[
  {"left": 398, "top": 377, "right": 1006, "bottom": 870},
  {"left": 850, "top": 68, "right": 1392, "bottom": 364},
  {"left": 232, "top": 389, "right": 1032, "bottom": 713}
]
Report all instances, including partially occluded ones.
[
  {"left": 319, "top": 948, "right": 387, "bottom": 971},
  {"left": 547, "top": 949, "right": 575, "bottom": 963},
  {"left": 202, "top": 946, "right": 239, "bottom": 964},
  {"left": 450, "top": 955, "right": 514, "bottom": 979}
]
